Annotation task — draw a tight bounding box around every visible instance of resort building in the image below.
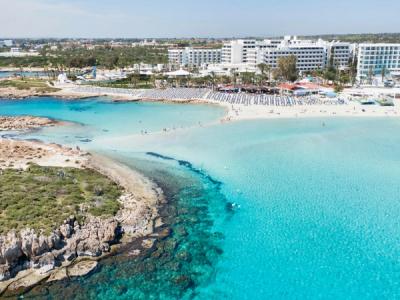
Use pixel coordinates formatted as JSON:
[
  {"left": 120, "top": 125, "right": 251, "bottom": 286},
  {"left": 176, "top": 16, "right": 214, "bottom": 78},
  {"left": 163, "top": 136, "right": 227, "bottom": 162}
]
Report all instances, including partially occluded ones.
[
  {"left": 168, "top": 47, "right": 221, "bottom": 67},
  {"left": 357, "top": 44, "right": 400, "bottom": 82},
  {"left": 221, "top": 39, "right": 280, "bottom": 67},
  {"left": 263, "top": 39, "right": 327, "bottom": 72},
  {"left": 169, "top": 36, "right": 353, "bottom": 75},
  {"left": 326, "top": 41, "right": 352, "bottom": 69},
  {"left": 221, "top": 36, "right": 352, "bottom": 73}
]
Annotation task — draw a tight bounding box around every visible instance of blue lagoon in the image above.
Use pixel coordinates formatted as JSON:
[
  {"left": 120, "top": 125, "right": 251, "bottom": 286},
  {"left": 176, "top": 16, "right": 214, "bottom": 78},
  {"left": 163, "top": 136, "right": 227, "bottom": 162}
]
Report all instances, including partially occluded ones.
[{"left": 1, "top": 97, "right": 400, "bottom": 299}]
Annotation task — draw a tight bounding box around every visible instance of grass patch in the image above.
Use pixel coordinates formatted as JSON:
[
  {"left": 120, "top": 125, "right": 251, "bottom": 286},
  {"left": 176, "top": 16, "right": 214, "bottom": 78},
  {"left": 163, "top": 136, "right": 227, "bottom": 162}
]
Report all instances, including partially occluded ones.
[
  {"left": 0, "top": 164, "right": 122, "bottom": 235},
  {"left": 0, "top": 78, "right": 60, "bottom": 93}
]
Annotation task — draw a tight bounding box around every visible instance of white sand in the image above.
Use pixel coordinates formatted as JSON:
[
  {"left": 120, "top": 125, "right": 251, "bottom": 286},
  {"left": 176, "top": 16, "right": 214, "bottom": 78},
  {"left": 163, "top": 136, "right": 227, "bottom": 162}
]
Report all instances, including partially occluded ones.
[{"left": 208, "top": 100, "right": 400, "bottom": 122}]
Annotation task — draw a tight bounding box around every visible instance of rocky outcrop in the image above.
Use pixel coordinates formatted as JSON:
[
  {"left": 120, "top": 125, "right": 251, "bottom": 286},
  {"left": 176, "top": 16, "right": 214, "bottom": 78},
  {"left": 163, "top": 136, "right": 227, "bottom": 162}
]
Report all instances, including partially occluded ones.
[
  {"left": 0, "top": 148, "right": 163, "bottom": 294},
  {"left": 0, "top": 215, "right": 119, "bottom": 281},
  {"left": 0, "top": 116, "right": 58, "bottom": 131}
]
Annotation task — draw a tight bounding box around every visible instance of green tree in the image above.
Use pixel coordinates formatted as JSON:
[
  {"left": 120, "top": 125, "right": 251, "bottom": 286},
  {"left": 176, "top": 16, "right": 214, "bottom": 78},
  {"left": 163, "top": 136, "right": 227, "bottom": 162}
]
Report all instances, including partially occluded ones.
[
  {"left": 240, "top": 72, "right": 255, "bottom": 85},
  {"left": 257, "top": 63, "right": 271, "bottom": 86},
  {"left": 276, "top": 55, "right": 298, "bottom": 82},
  {"left": 339, "top": 73, "right": 350, "bottom": 85},
  {"left": 210, "top": 71, "right": 217, "bottom": 90},
  {"left": 367, "top": 66, "right": 374, "bottom": 84},
  {"left": 381, "top": 66, "right": 387, "bottom": 81}
]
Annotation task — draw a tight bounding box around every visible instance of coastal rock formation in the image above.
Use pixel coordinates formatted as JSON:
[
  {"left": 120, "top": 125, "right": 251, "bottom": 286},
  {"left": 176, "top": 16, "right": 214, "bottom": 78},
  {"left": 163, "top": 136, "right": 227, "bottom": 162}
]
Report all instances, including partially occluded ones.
[
  {"left": 0, "top": 215, "right": 118, "bottom": 281},
  {"left": 0, "top": 116, "right": 58, "bottom": 131},
  {"left": 0, "top": 139, "right": 163, "bottom": 294}
]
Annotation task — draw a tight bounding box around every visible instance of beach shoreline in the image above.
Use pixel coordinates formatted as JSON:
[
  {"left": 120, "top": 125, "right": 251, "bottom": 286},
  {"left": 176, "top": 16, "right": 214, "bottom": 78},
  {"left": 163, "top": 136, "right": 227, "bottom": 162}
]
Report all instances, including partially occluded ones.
[{"left": 1, "top": 85, "right": 400, "bottom": 122}]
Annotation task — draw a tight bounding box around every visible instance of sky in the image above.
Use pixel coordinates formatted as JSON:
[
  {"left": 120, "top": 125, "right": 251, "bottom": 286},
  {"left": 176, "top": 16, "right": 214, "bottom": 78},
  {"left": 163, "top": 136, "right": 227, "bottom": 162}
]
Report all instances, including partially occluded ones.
[{"left": 1, "top": 0, "right": 400, "bottom": 38}]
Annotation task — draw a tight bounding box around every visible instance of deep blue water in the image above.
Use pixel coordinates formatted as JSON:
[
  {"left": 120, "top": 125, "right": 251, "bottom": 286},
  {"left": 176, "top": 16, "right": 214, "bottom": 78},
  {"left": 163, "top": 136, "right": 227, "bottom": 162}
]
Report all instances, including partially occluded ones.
[{"left": 2, "top": 97, "right": 400, "bottom": 299}]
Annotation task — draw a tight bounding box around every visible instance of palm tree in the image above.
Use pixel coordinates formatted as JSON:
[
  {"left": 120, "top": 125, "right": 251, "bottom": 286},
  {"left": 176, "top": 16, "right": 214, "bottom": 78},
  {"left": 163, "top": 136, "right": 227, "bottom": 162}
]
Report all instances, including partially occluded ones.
[
  {"left": 257, "top": 63, "right": 271, "bottom": 86},
  {"left": 210, "top": 71, "right": 216, "bottom": 90},
  {"left": 367, "top": 66, "right": 374, "bottom": 85},
  {"left": 230, "top": 69, "right": 238, "bottom": 87},
  {"left": 381, "top": 66, "right": 387, "bottom": 82}
]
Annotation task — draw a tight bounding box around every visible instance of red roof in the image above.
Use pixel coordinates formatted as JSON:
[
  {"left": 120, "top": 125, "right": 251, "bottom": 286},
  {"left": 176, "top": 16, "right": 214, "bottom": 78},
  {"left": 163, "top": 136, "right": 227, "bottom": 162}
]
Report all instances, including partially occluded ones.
[{"left": 278, "top": 83, "right": 298, "bottom": 91}]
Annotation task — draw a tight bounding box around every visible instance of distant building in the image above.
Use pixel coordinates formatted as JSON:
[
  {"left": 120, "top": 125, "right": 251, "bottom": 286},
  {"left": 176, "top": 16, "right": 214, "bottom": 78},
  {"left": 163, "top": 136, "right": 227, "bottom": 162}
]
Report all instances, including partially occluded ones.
[
  {"left": 0, "top": 40, "right": 13, "bottom": 47},
  {"left": 0, "top": 47, "right": 40, "bottom": 57},
  {"left": 168, "top": 47, "right": 221, "bottom": 67},
  {"left": 132, "top": 39, "right": 158, "bottom": 47},
  {"left": 357, "top": 44, "right": 400, "bottom": 82}
]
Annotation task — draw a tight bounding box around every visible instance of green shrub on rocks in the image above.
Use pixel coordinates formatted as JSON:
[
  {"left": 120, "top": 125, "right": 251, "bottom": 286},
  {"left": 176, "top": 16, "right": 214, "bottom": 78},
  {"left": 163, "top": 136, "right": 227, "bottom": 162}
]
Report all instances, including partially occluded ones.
[{"left": 0, "top": 164, "right": 122, "bottom": 235}]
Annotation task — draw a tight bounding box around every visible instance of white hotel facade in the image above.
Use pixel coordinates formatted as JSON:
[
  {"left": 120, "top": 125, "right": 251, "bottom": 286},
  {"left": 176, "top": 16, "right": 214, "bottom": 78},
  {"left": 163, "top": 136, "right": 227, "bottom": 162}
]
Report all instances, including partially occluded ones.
[
  {"left": 262, "top": 37, "right": 328, "bottom": 72},
  {"left": 357, "top": 44, "right": 400, "bottom": 82},
  {"left": 220, "top": 36, "right": 352, "bottom": 72},
  {"left": 168, "top": 47, "right": 221, "bottom": 67},
  {"left": 168, "top": 36, "right": 352, "bottom": 73}
]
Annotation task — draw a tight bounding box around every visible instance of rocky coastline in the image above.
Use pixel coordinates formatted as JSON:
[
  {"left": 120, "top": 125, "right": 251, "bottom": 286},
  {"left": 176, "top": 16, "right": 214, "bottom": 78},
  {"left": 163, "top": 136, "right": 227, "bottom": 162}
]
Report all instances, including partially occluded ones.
[
  {"left": 0, "top": 138, "right": 164, "bottom": 296},
  {"left": 0, "top": 116, "right": 60, "bottom": 131}
]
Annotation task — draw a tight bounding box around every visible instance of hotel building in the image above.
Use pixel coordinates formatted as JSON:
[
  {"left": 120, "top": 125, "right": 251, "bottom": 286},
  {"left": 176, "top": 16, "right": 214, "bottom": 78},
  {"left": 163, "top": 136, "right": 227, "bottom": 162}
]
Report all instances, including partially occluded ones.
[
  {"left": 169, "top": 37, "right": 353, "bottom": 75},
  {"left": 168, "top": 47, "right": 221, "bottom": 67},
  {"left": 221, "top": 36, "right": 352, "bottom": 72},
  {"left": 263, "top": 37, "right": 328, "bottom": 72},
  {"left": 357, "top": 44, "right": 400, "bottom": 82},
  {"left": 221, "top": 39, "right": 280, "bottom": 67},
  {"left": 327, "top": 42, "right": 352, "bottom": 69}
]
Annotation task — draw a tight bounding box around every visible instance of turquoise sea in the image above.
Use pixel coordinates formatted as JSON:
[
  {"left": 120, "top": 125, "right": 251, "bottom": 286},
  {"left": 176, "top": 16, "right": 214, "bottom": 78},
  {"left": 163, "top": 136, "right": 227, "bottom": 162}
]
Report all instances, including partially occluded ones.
[
  {"left": 0, "top": 71, "right": 48, "bottom": 78},
  {"left": 1, "top": 97, "right": 400, "bottom": 299}
]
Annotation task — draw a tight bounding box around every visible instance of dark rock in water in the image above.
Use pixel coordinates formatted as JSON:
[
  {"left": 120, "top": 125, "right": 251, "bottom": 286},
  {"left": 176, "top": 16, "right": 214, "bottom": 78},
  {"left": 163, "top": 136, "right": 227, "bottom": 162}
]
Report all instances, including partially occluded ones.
[
  {"left": 157, "top": 227, "right": 172, "bottom": 240},
  {"left": 176, "top": 250, "right": 191, "bottom": 262},
  {"left": 144, "top": 262, "right": 156, "bottom": 273},
  {"left": 164, "top": 239, "right": 178, "bottom": 252},
  {"left": 212, "top": 232, "right": 225, "bottom": 240},
  {"left": 164, "top": 261, "right": 181, "bottom": 272},
  {"left": 177, "top": 207, "right": 189, "bottom": 215},
  {"left": 150, "top": 250, "right": 162, "bottom": 259},
  {"left": 115, "top": 284, "right": 128, "bottom": 296},
  {"left": 173, "top": 275, "right": 194, "bottom": 290},
  {"left": 80, "top": 138, "right": 92, "bottom": 143},
  {"left": 175, "top": 225, "right": 188, "bottom": 237}
]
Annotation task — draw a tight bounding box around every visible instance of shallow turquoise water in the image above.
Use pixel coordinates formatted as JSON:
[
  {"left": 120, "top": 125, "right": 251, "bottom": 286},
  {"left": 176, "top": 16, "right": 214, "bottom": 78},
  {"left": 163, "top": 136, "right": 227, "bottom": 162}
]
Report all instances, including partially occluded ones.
[
  {"left": 0, "top": 71, "right": 48, "bottom": 78},
  {"left": 2, "top": 97, "right": 400, "bottom": 299}
]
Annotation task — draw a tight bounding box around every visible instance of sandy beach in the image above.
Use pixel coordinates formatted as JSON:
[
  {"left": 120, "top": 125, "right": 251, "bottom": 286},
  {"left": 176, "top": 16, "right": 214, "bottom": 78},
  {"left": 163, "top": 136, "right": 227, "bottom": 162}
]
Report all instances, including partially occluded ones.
[
  {"left": 0, "top": 138, "right": 87, "bottom": 169},
  {"left": 212, "top": 100, "right": 400, "bottom": 122},
  {"left": 2, "top": 84, "right": 400, "bottom": 122}
]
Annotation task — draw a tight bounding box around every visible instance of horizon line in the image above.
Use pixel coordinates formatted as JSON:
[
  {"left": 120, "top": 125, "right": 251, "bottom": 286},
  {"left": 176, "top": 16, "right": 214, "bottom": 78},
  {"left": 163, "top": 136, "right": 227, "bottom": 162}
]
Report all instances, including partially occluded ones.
[{"left": 1, "top": 31, "right": 400, "bottom": 40}]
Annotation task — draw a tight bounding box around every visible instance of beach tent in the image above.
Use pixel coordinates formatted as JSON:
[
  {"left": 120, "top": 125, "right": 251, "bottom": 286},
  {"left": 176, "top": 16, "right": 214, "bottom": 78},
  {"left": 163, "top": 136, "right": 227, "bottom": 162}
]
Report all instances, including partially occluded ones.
[{"left": 164, "top": 69, "right": 191, "bottom": 77}]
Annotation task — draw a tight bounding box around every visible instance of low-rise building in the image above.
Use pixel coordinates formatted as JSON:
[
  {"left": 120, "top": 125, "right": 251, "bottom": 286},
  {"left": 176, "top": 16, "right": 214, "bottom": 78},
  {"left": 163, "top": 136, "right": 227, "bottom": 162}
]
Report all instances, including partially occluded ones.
[{"left": 0, "top": 40, "right": 13, "bottom": 47}]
